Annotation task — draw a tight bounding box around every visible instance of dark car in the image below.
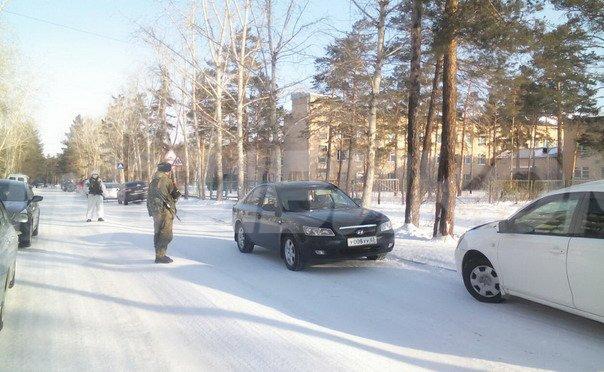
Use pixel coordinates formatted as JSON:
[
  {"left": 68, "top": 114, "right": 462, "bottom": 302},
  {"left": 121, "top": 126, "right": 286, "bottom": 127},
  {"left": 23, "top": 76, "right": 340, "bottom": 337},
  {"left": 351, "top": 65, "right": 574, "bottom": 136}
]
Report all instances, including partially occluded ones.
[
  {"left": 118, "top": 181, "right": 148, "bottom": 205},
  {"left": 0, "top": 180, "right": 43, "bottom": 247},
  {"left": 232, "top": 181, "right": 395, "bottom": 271}
]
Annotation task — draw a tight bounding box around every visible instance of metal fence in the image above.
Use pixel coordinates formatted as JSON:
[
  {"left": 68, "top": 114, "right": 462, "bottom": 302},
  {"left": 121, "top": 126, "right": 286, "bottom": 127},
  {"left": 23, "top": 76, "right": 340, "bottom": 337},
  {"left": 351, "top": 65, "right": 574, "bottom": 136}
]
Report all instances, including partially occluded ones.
[{"left": 182, "top": 177, "right": 586, "bottom": 203}]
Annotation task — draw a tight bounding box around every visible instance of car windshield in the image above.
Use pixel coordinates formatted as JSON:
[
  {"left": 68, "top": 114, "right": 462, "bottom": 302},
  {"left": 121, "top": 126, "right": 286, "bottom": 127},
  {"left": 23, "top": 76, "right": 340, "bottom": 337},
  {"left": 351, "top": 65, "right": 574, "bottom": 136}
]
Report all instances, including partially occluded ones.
[
  {"left": 279, "top": 186, "right": 358, "bottom": 212},
  {"left": 0, "top": 182, "right": 27, "bottom": 202}
]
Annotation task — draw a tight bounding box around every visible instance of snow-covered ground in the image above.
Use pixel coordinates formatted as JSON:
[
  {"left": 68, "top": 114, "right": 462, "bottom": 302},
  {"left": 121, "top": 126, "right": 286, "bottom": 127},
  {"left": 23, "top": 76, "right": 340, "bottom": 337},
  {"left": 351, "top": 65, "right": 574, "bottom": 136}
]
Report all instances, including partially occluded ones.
[{"left": 0, "top": 189, "right": 602, "bottom": 371}]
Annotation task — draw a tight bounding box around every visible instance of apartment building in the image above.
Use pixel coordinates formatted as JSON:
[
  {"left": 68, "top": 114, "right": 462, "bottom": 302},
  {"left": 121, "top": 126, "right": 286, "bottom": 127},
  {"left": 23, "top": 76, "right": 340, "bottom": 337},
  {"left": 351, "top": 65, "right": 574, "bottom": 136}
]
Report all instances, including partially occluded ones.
[{"left": 282, "top": 92, "right": 603, "bottom": 186}]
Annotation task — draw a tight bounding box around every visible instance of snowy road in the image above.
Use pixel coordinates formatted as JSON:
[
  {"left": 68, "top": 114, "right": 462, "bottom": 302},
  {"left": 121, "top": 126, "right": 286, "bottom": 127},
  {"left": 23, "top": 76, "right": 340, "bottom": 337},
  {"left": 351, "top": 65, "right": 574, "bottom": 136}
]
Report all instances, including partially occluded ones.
[{"left": 1, "top": 190, "right": 603, "bottom": 371}]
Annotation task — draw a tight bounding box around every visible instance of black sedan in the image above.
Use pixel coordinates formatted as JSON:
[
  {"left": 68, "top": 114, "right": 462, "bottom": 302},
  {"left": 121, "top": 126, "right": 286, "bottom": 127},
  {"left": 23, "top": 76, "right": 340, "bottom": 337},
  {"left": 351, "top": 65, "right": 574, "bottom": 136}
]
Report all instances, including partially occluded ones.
[
  {"left": 117, "top": 181, "right": 148, "bottom": 205},
  {"left": 0, "top": 180, "right": 43, "bottom": 247},
  {"left": 232, "top": 181, "right": 395, "bottom": 271}
]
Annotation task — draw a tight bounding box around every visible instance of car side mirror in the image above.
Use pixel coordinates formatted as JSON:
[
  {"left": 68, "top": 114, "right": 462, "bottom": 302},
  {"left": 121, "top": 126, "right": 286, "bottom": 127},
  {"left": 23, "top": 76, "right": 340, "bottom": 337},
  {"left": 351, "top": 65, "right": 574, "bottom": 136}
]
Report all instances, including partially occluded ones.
[
  {"left": 353, "top": 197, "right": 362, "bottom": 206},
  {"left": 31, "top": 195, "right": 43, "bottom": 203},
  {"left": 498, "top": 220, "right": 511, "bottom": 233}
]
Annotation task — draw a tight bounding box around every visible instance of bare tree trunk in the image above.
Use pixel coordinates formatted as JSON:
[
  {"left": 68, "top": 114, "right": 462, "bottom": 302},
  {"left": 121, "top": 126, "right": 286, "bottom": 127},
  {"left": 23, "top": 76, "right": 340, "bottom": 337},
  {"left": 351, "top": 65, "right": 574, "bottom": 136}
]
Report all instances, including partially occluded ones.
[
  {"left": 434, "top": 0, "right": 458, "bottom": 238},
  {"left": 181, "top": 115, "right": 190, "bottom": 199},
  {"left": 336, "top": 137, "right": 344, "bottom": 186},
  {"left": 345, "top": 136, "right": 354, "bottom": 193},
  {"left": 555, "top": 81, "right": 563, "bottom": 171},
  {"left": 234, "top": 0, "right": 251, "bottom": 199},
  {"left": 361, "top": 0, "right": 388, "bottom": 207},
  {"left": 457, "top": 82, "right": 473, "bottom": 196},
  {"left": 420, "top": 56, "right": 442, "bottom": 197},
  {"left": 215, "top": 77, "right": 224, "bottom": 201},
  {"left": 404, "top": 0, "right": 422, "bottom": 226},
  {"left": 325, "top": 124, "right": 333, "bottom": 181}
]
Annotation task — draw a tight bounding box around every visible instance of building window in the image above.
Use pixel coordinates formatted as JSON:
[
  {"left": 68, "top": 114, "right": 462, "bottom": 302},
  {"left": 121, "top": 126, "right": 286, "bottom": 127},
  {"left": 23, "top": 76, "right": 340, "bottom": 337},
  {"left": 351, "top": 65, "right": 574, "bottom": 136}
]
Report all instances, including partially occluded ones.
[
  {"left": 477, "top": 137, "right": 487, "bottom": 145},
  {"left": 578, "top": 145, "right": 589, "bottom": 158},
  {"left": 574, "top": 166, "right": 590, "bottom": 179},
  {"left": 318, "top": 156, "right": 327, "bottom": 164},
  {"left": 389, "top": 152, "right": 396, "bottom": 163},
  {"left": 463, "top": 173, "right": 472, "bottom": 181},
  {"left": 336, "top": 150, "right": 347, "bottom": 161},
  {"left": 477, "top": 154, "right": 487, "bottom": 165},
  {"left": 464, "top": 155, "right": 472, "bottom": 164},
  {"left": 387, "top": 172, "right": 396, "bottom": 179}
]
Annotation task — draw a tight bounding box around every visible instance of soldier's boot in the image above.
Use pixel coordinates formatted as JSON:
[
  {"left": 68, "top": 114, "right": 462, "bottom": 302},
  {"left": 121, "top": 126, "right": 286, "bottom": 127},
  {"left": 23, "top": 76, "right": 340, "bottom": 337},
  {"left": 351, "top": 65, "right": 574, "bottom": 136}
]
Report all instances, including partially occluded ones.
[{"left": 155, "top": 256, "right": 173, "bottom": 264}]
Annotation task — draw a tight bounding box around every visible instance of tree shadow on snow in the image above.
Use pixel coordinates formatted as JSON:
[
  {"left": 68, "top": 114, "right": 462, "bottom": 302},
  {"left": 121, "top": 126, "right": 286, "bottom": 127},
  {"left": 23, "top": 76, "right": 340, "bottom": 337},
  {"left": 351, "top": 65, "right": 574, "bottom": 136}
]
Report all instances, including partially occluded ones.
[{"left": 24, "top": 230, "right": 604, "bottom": 370}]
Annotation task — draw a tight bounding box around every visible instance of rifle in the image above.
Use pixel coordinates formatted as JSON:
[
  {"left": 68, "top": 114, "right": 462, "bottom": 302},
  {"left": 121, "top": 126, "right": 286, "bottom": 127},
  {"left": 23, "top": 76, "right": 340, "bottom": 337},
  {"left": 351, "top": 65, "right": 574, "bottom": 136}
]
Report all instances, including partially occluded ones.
[{"left": 158, "top": 191, "right": 182, "bottom": 222}]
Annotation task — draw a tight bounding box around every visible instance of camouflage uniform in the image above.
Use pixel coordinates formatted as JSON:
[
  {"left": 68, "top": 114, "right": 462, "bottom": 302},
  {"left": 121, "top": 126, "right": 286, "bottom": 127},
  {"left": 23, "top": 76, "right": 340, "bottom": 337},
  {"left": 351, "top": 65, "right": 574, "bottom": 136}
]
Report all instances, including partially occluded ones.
[{"left": 147, "top": 170, "right": 179, "bottom": 259}]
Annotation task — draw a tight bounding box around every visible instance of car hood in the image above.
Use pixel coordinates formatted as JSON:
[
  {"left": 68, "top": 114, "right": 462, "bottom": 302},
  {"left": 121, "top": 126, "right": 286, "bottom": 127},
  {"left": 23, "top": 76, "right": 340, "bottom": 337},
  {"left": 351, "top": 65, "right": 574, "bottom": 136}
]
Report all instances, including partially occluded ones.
[
  {"left": 289, "top": 208, "right": 388, "bottom": 229},
  {"left": 3, "top": 201, "right": 27, "bottom": 215}
]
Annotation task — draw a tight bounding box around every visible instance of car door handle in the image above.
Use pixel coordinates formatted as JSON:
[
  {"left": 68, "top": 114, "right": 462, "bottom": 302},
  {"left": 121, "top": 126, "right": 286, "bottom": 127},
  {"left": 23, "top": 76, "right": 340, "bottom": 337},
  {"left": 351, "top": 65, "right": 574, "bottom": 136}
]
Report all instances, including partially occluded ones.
[{"left": 549, "top": 247, "right": 566, "bottom": 255}]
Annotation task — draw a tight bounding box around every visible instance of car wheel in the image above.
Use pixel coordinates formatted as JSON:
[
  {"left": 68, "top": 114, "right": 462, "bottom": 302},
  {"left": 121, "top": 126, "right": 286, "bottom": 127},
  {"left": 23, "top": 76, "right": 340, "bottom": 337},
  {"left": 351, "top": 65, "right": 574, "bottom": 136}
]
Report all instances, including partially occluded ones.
[
  {"left": 463, "top": 257, "right": 503, "bottom": 303},
  {"left": 0, "top": 275, "right": 8, "bottom": 331},
  {"left": 32, "top": 221, "right": 39, "bottom": 236},
  {"left": 367, "top": 254, "right": 386, "bottom": 261},
  {"left": 123, "top": 197, "right": 129, "bottom": 205},
  {"left": 236, "top": 224, "right": 254, "bottom": 253},
  {"left": 282, "top": 235, "right": 304, "bottom": 271},
  {"left": 19, "top": 223, "right": 32, "bottom": 248},
  {"left": 8, "top": 265, "right": 15, "bottom": 289}
]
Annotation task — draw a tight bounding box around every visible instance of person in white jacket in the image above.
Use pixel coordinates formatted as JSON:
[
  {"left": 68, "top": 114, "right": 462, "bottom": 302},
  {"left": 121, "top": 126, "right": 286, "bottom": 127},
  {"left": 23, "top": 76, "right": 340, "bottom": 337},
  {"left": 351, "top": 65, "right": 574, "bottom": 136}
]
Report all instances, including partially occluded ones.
[{"left": 86, "top": 171, "right": 105, "bottom": 222}]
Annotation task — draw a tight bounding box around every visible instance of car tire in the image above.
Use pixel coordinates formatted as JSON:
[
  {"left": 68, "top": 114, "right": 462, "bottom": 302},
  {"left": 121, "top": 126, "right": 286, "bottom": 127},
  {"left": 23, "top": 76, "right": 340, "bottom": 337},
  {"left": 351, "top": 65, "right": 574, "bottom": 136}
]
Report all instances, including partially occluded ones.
[
  {"left": 123, "top": 197, "right": 129, "bottom": 206},
  {"left": 0, "top": 275, "right": 8, "bottom": 331},
  {"left": 19, "top": 223, "right": 32, "bottom": 248},
  {"left": 8, "top": 265, "right": 15, "bottom": 289},
  {"left": 463, "top": 256, "right": 503, "bottom": 303},
  {"left": 236, "top": 223, "right": 254, "bottom": 253},
  {"left": 32, "top": 222, "right": 39, "bottom": 236},
  {"left": 367, "top": 254, "right": 386, "bottom": 261},
  {"left": 282, "top": 235, "right": 304, "bottom": 271}
]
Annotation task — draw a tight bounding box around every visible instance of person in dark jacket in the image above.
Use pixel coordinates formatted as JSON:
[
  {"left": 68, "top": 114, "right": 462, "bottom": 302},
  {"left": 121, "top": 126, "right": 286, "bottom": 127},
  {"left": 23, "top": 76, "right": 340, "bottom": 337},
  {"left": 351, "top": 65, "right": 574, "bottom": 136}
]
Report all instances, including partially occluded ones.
[
  {"left": 147, "top": 162, "right": 181, "bottom": 263},
  {"left": 86, "top": 171, "right": 105, "bottom": 222}
]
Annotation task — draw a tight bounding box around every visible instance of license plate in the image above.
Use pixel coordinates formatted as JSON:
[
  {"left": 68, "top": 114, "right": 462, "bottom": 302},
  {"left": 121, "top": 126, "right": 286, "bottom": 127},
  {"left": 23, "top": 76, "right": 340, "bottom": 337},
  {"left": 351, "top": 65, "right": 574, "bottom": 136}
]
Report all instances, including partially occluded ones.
[{"left": 347, "top": 236, "right": 377, "bottom": 247}]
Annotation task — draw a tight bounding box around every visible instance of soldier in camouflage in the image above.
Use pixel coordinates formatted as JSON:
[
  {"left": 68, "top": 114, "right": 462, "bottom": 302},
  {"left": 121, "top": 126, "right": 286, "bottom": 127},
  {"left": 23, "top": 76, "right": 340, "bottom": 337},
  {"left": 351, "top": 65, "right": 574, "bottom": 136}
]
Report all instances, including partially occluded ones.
[{"left": 147, "top": 162, "right": 181, "bottom": 263}]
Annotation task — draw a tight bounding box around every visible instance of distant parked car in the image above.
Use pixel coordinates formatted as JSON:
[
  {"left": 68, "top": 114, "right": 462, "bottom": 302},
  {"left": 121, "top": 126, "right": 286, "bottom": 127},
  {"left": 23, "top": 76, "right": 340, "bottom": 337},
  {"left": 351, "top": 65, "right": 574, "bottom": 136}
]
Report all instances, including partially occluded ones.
[
  {"left": 0, "top": 180, "right": 43, "bottom": 247},
  {"left": 103, "top": 182, "right": 119, "bottom": 200},
  {"left": 0, "top": 199, "right": 19, "bottom": 331},
  {"left": 455, "top": 180, "right": 604, "bottom": 323},
  {"left": 118, "top": 181, "right": 148, "bottom": 205},
  {"left": 61, "top": 180, "right": 75, "bottom": 192},
  {"left": 232, "top": 181, "right": 395, "bottom": 271},
  {"left": 8, "top": 174, "right": 28, "bottom": 184}
]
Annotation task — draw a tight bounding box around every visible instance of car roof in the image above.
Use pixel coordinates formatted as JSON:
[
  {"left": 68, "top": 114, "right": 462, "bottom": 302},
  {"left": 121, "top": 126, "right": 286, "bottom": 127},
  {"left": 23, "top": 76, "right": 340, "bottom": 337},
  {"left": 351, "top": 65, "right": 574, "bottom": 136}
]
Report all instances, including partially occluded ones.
[
  {"left": 543, "top": 180, "right": 604, "bottom": 197},
  {"left": 266, "top": 181, "right": 334, "bottom": 190},
  {"left": 0, "top": 179, "right": 27, "bottom": 187}
]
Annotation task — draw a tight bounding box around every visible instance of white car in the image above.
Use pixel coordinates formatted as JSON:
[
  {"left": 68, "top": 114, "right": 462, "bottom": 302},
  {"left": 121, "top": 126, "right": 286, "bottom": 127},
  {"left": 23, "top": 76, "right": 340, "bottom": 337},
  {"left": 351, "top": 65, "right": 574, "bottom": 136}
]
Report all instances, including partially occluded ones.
[
  {"left": 455, "top": 180, "right": 604, "bottom": 323},
  {"left": 103, "top": 182, "right": 119, "bottom": 200}
]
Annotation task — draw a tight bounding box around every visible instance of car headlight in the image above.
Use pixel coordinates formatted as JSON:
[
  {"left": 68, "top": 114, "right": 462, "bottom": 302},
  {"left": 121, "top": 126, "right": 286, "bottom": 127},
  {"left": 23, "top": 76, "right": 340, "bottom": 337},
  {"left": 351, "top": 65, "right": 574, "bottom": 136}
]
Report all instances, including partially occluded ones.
[
  {"left": 379, "top": 220, "right": 392, "bottom": 232},
  {"left": 303, "top": 226, "right": 335, "bottom": 236}
]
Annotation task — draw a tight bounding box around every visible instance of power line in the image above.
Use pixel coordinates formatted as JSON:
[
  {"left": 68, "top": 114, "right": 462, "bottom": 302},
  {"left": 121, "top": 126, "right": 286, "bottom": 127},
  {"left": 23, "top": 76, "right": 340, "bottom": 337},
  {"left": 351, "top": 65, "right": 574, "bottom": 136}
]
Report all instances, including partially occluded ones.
[{"left": 2, "top": 10, "right": 129, "bottom": 44}]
